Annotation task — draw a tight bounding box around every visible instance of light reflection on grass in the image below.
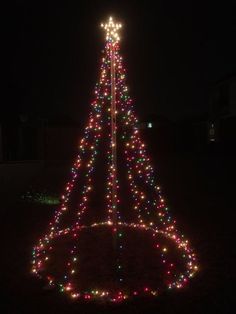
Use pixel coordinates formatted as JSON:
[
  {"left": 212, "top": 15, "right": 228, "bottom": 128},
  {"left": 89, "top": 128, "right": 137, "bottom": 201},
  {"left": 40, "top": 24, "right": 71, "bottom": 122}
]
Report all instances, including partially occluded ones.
[{"left": 22, "top": 189, "right": 60, "bottom": 205}]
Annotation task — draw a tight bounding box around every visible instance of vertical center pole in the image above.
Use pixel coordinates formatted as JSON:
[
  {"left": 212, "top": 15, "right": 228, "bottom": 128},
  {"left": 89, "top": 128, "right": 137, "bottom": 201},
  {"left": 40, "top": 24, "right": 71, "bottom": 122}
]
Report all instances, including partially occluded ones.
[{"left": 110, "top": 42, "right": 117, "bottom": 230}]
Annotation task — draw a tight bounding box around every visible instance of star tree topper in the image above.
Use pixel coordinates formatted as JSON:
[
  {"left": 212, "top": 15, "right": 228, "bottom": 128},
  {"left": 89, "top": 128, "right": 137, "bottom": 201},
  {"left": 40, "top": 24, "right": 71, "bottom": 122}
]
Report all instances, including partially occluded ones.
[{"left": 101, "top": 16, "right": 122, "bottom": 43}]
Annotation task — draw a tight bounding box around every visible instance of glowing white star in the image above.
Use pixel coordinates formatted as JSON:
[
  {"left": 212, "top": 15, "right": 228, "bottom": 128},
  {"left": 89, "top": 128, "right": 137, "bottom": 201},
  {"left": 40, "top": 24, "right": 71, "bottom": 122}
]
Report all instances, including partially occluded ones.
[{"left": 101, "top": 16, "right": 122, "bottom": 43}]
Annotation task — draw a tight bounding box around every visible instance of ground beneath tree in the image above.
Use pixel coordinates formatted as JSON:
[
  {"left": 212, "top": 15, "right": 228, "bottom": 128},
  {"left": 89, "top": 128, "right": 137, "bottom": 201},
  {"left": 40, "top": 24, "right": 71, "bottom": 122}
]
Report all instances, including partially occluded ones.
[
  {"left": 1, "top": 150, "right": 235, "bottom": 313},
  {"left": 35, "top": 223, "right": 187, "bottom": 297}
]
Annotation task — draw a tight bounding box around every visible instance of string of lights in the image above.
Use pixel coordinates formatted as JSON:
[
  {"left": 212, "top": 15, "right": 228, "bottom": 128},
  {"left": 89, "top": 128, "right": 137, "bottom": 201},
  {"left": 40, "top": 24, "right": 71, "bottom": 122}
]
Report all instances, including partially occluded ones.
[{"left": 32, "top": 17, "right": 198, "bottom": 303}]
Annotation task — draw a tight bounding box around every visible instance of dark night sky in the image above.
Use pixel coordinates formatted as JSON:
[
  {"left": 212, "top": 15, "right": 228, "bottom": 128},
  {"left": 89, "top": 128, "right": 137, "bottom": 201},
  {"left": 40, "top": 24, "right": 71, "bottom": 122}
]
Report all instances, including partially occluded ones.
[{"left": 5, "top": 1, "right": 236, "bottom": 122}]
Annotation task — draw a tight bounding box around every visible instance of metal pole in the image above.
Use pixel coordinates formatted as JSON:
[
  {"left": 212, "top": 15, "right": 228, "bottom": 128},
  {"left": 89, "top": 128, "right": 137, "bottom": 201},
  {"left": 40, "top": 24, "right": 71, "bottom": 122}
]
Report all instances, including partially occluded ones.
[{"left": 110, "top": 42, "right": 117, "bottom": 229}]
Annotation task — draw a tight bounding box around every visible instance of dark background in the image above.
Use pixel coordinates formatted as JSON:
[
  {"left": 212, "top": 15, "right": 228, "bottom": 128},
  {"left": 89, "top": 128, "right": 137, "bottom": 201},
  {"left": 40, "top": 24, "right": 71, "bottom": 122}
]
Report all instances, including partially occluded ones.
[
  {"left": 6, "top": 0, "right": 236, "bottom": 121},
  {"left": 2, "top": 1, "right": 236, "bottom": 313}
]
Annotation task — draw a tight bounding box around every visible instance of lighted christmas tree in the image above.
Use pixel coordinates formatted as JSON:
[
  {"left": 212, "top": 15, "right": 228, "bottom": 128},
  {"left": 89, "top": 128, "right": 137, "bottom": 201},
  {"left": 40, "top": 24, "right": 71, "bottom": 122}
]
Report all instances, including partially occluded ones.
[{"left": 32, "top": 17, "right": 198, "bottom": 302}]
